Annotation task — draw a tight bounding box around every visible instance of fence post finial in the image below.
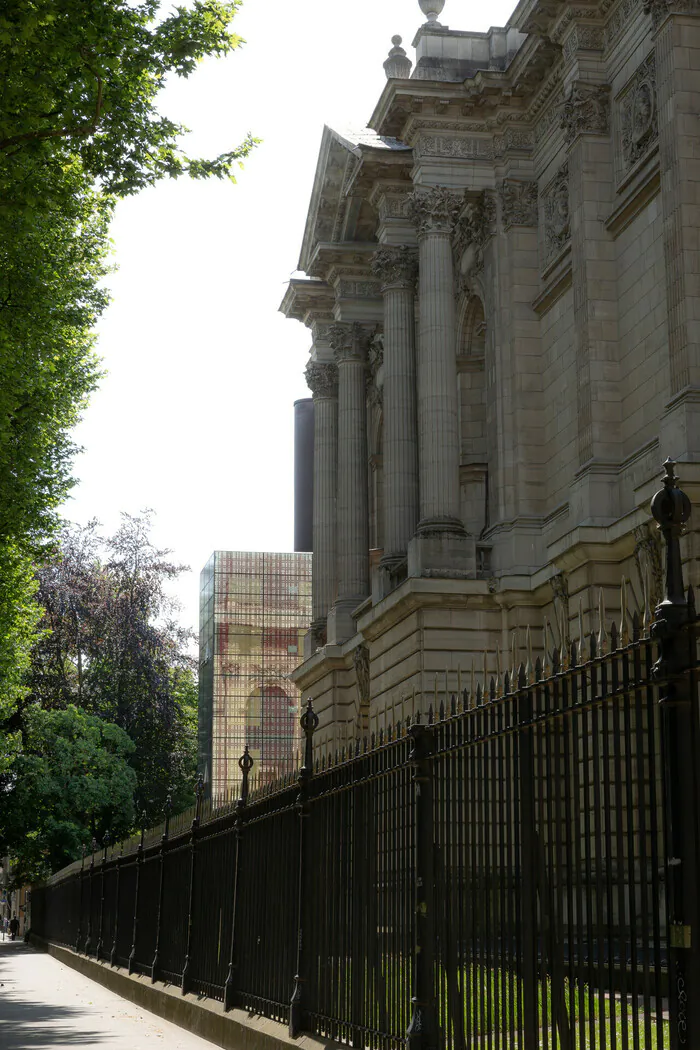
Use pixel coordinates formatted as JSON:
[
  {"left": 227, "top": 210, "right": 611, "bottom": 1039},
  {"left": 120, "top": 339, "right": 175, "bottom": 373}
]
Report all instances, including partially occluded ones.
[{"left": 651, "top": 458, "right": 692, "bottom": 612}]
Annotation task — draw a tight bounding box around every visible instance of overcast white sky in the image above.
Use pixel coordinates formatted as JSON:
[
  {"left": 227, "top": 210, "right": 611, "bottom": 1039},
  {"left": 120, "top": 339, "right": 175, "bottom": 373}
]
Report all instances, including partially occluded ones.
[{"left": 62, "top": 0, "right": 516, "bottom": 637}]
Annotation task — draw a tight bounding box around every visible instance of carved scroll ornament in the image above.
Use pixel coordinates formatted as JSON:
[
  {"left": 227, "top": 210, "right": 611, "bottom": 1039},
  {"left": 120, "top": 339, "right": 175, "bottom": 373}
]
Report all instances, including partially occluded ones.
[
  {"left": 407, "top": 187, "right": 463, "bottom": 236},
  {"left": 370, "top": 246, "right": 418, "bottom": 290},
  {"left": 305, "top": 361, "right": 338, "bottom": 399},
  {"left": 561, "top": 82, "right": 610, "bottom": 145}
]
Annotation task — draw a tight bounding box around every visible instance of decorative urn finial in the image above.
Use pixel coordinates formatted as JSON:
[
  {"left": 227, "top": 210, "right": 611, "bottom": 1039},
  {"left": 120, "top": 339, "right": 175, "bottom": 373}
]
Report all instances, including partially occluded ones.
[
  {"left": 419, "top": 0, "right": 446, "bottom": 25},
  {"left": 384, "top": 35, "right": 413, "bottom": 79}
]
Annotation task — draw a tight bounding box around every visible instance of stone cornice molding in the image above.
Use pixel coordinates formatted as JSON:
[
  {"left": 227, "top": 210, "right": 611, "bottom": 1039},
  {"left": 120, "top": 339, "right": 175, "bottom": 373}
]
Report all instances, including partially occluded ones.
[
  {"left": 329, "top": 322, "right": 373, "bottom": 364},
  {"left": 644, "top": 0, "right": 700, "bottom": 26},
  {"left": 499, "top": 179, "right": 539, "bottom": 229},
  {"left": 370, "top": 246, "right": 418, "bottom": 291},
  {"left": 305, "top": 361, "right": 338, "bottom": 400},
  {"left": 369, "top": 182, "right": 414, "bottom": 223},
  {"left": 407, "top": 187, "right": 463, "bottom": 237},
  {"left": 561, "top": 82, "right": 611, "bottom": 145}
]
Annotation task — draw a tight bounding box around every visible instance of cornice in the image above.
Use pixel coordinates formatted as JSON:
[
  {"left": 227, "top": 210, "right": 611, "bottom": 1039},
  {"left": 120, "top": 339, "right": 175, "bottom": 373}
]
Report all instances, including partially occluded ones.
[
  {"left": 306, "top": 241, "right": 379, "bottom": 280},
  {"left": 279, "top": 278, "right": 335, "bottom": 326}
]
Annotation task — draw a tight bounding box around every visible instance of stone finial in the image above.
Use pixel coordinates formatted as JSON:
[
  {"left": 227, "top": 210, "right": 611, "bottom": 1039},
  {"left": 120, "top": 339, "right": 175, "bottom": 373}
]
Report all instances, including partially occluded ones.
[
  {"left": 384, "top": 35, "right": 412, "bottom": 79},
  {"left": 419, "top": 0, "right": 446, "bottom": 25}
]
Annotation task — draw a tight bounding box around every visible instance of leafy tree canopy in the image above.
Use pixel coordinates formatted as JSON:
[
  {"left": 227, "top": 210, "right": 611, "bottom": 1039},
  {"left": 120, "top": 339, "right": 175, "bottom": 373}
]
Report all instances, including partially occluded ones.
[
  {"left": 0, "top": 704, "right": 137, "bottom": 886},
  {"left": 0, "top": 0, "right": 255, "bottom": 197}
]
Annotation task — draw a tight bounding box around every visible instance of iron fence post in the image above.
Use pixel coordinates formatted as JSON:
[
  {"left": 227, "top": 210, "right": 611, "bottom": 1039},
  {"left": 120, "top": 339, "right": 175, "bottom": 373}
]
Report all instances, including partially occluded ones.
[
  {"left": 181, "top": 774, "right": 204, "bottom": 995},
  {"left": 110, "top": 841, "right": 123, "bottom": 967},
  {"left": 224, "top": 748, "right": 254, "bottom": 1012},
  {"left": 83, "top": 839, "right": 96, "bottom": 955},
  {"left": 151, "top": 794, "right": 172, "bottom": 983},
  {"left": 128, "top": 812, "right": 147, "bottom": 975},
  {"left": 651, "top": 459, "right": 700, "bottom": 1049},
  {"left": 95, "top": 833, "right": 109, "bottom": 960},
  {"left": 406, "top": 716, "right": 437, "bottom": 1050},
  {"left": 75, "top": 844, "right": 86, "bottom": 953},
  {"left": 518, "top": 680, "right": 539, "bottom": 1050},
  {"left": 289, "top": 699, "right": 318, "bottom": 1038}
]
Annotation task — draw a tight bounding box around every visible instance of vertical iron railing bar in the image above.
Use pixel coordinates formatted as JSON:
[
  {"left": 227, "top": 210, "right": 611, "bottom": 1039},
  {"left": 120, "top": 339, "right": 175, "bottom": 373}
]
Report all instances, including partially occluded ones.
[
  {"left": 632, "top": 639, "right": 653, "bottom": 1046},
  {"left": 491, "top": 680, "right": 502, "bottom": 1050},
  {"left": 95, "top": 835, "right": 107, "bottom": 960},
  {"left": 455, "top": 708, "right": 470, "bottom": 1050},
  {"left": 561, "top": 662, "right": 578, "bottom": 1045},
  {"left": 290, "top": 700, "right": 318, "bottom": 1038},
  {"left": 151, "top": 794, "right": 171, "bottom": 984},
  {"left": 570, "top": 641, "right": 586, "bottom": 1050},
  {"left": 406, "top": 716, "right": 437, "bottom": 1050},
  {"left": 520, "top": 679, "right": 538, "bottom": 1050},
  {"left": 109, "top": 842, "right": 123, "bottom": 967},
  {"left": 181, "top": 775, "right": 204, "bottom": 995},
  {"left": 477, "top": 696, "right": 487, "bottom": 1048},
  {"left": 591, "top": 646, "right": 608, "bottom": 1049},
  {"left": 84, "top": 840, "right": 96, "bottom": 956},
  {"left": 644, "top": 636, "right": 664, "bottom": 1050},
  {"left": 611, "top": 634, "right": 630, "bottom": 1050},
  {"left": 602, "top": 644, "right": 618, "bottom": 1050},
  {"left": 539, "top": 675, "right": 550, "bottom": 1050},
  {"left": 75, "top": 845, "right": 86, "bottom": 953},
  {"left": 224, "top": 749, "right": 252, "bottom": 1012},
  {"left": 513, "top": 679, "right": 525, "bottom": 1049},
  {"left": 128, "top": 815, "right": 146, "bottom": 975},
  {"left": 621, "top": 642, "right": 642, "bottom": 1050},
  {"left": 497, "top": 682, "right": 508, "bottom": 1050},
  {"left": 581, "top": 642, "right": 597, "bottom": 1050},
  {"left": 551, "top": 664, "right": 572, "bottom": 1050}
]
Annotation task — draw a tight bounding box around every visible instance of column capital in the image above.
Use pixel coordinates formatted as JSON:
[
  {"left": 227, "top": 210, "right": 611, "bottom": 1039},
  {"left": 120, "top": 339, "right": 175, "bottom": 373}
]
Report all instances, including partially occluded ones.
[
  {"left": 305, "top": 360, "right": 338, "bottom": 400},
  {"left": 328, "top": 322, "right": 373, "bottom": 364},
  {"left": 407, "top": 187, "right": 463, "bottom": 237},
  {"left": 561, "top": 81, "right": 611, "bottom": 146},
  {"left": 370, "top": 246, "right": 419, "bottom": 291}
]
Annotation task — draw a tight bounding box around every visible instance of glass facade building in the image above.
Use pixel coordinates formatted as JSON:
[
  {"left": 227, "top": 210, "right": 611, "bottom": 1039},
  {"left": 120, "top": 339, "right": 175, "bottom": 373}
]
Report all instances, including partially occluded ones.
[{"left": 198, "top": 551, "right": 312, "bottom": 799}]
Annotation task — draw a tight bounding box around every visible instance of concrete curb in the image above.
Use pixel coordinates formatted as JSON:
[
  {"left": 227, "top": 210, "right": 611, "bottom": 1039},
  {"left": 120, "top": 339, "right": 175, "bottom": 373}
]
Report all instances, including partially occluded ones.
[{"left": 32, "top": 938, "right": 342, "bottom": 1050}]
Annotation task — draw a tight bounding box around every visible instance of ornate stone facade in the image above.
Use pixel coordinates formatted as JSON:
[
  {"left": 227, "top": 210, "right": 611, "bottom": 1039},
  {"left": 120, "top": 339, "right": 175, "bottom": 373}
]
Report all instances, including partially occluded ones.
[
  {"left": 542, "top": 164, "right": 570, "bottom": 265},
  {"left": 280, "top": 0, "right": 700, "bottom": 754},
  {"left": 618, "top": 53, "right": 658, "bottom": 174}
]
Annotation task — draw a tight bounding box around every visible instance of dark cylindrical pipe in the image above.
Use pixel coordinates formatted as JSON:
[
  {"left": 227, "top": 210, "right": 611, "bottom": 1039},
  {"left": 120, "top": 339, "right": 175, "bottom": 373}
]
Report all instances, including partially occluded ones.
[{"left": 294, "top": 398, "right": 314, "bottom": 553}]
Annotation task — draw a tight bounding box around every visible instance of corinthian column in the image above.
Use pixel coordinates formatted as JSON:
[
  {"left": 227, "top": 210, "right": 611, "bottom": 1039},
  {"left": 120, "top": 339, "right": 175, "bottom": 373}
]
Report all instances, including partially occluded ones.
[
  {"left": 326, "top": 324, "right": 370, "bottom": 644},
  {"left": 407, "top": 188, "right": 474, "bottom": 576},
  {"left": 305, "top": 361, "right": 338, "bottom": 647},
  {"left": 371, "top": 246, "right": 419, "bottom": 576}
]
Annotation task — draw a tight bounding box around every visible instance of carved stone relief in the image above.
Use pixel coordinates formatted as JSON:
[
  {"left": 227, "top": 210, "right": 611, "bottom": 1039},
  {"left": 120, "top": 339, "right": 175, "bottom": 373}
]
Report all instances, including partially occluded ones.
[
  {"left": 367, "top": 333, "right": 385, "bottom": 408},
  {"left": 542, "top": 164, "right": 570, "bottom": 266},
  {"left": 499, "top": 179, "right": 539, "bottom": 229},
  {"left": 644, "top": 0, "right": 700, "bottom": 26},
  {"left": 414, "top": 135, "right": 493, "bottom": 161},
  {"left": 453, "top": 193, "right": 496, "bottom": 273},
  {"left": 618, "top": 53, "right": 658, "bottom": 175},
  {"left": 551, "top": 572, "right": 571, "bottom": 648},
  {"left": 305, "top": 361, "right": 338, "bottom": 399},
  {"left": 561, "top": 82, "right": 610, "bottom": 145},
  {"left": 353, "top": 644, "right": 371, "bottom": 726},
  {"left": 328, "top": 323, "right": 371, "bottom": 363},
  {"left": 407, "top": 187, "right": 463, "bottom": 236},
  {"left": 370, "top": 246, "right": 418, "bottom": 290},
  {"left": 634, "top": 522, "right": 663, "bottom": 614}
]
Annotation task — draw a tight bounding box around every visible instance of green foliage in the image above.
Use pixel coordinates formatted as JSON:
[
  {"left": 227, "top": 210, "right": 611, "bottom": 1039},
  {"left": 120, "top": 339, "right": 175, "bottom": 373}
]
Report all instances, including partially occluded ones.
[
  {"left": 30, "top": 515, "right": 198, "bottom": 825},
  {"left": 0, "top": 0, "right": 256, "bottom": 196},
  {"left": 0, "top": 0, "right": 254, "bottom": 795},
  {"left": 0, "top": 704, "right": 137, "bottom": 886}
]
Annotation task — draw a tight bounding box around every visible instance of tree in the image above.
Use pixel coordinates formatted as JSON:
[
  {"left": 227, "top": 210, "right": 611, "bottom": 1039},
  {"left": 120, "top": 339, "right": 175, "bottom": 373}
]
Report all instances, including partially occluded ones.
[
  {"left": 29, "top": 514, "right": 198, "bottom": 823},
  {"left": 0, "top": 0, "right": 255, "bottom": 757},
  {"left": 0, "top": 704, "right": 137, "bottom": 886}
]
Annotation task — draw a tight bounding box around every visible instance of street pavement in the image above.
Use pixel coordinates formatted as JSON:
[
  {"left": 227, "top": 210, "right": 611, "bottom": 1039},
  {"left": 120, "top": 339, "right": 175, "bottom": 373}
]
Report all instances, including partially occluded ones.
[{"left": 0, "top": 938, "right": 216, "bottom": 1049}]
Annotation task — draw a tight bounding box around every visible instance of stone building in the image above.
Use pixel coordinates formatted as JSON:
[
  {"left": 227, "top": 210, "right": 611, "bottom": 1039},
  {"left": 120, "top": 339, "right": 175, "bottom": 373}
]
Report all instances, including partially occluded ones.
[{"left": 280, "top": 0, "right": 700, "bottom": 751}]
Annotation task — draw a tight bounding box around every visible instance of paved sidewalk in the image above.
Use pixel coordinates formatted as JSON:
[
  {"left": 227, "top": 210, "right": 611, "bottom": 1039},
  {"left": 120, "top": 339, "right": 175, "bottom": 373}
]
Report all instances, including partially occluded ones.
[{"left": 0, "top": 939, "right": 217, "bottom": 1049}]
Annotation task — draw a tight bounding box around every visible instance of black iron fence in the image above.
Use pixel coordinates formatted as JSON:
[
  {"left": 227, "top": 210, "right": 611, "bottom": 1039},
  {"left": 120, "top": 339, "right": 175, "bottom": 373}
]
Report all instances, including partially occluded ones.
[{"left": 32, "top": 463, "right": 700, "bottom": 1050}]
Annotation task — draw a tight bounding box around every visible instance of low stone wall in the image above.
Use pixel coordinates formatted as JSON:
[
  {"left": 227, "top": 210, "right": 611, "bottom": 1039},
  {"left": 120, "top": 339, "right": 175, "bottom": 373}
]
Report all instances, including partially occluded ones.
[{"left": 31, "top": 937, "right": 339, "bottom": 1050}]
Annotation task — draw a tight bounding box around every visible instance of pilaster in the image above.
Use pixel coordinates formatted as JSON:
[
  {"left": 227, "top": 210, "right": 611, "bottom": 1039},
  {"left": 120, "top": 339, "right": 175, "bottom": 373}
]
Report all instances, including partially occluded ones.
[
  {"left": 407, "top": 187, "right": 475, "bottom": 578},
  {"left": 327, "top": 323, "right": 371, "bottom": 644},
  {"left": 652, "top": 6, "right": 700, "bottom": 458},
  {"left": 305, "top": 360, "right": 338, "bottom": 653},
  {"left": 371, "top": 246, "right": 420, "bottom": 591}
]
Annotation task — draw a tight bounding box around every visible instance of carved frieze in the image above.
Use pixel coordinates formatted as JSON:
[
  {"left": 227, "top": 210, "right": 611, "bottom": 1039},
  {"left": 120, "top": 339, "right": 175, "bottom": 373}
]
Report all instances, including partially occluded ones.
[
  {"left": 407, "top": 187, "right": 463, "bottom": 236},
  {"left": 336, "top": 279, "right": 382, "bottom": 299},
  {"left": 493, "top": 128, "right": 534, "bottom": 157},
  {"left": 561, "top": 82, "right": 610, "bottom": 145},
  {"left": 414, "top": 134, "right": 493, "bottom": 161},
  {"left": 606, "top": 0, "right": 636, "bottom": 48},
  {"left": 499, "top": 179, "right": 539, "bottom": 229},
  {"left": 305, "top": 361, "right": 338, "bottom": 399},
  {"left": 542, "top": 164, "right": 570, "bottom": 266},
  {"left": 562, "top": 25, "right": 605, "bottom": 60},
  {"left": 618, "top": 52, "right": 657, "bottom": 175},
  {"left": 370, "top": 246, "right": 418, "bottom": 290}
]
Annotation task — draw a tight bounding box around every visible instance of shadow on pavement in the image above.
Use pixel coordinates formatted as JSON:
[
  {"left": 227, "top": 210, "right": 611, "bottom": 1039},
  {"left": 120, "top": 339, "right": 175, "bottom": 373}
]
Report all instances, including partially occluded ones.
[{"left": 0, "top": 941, "right": 107, "bottom": 1048}]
